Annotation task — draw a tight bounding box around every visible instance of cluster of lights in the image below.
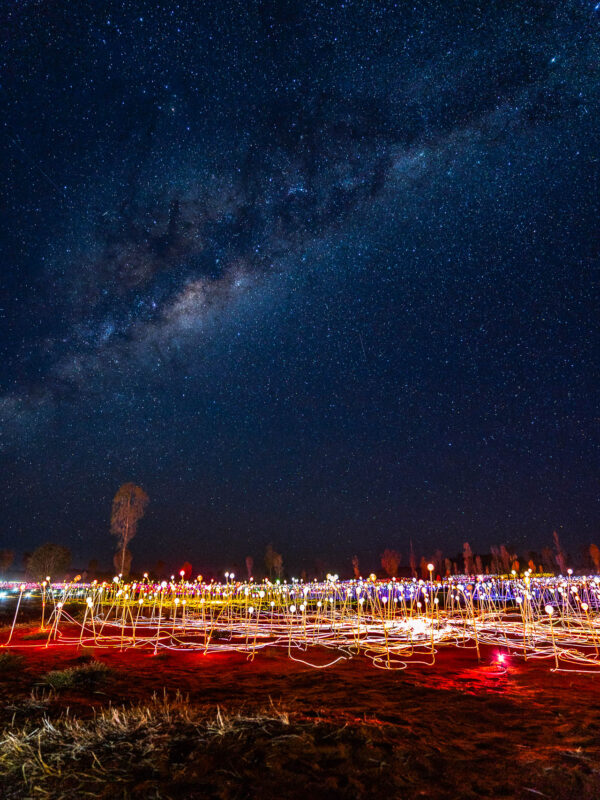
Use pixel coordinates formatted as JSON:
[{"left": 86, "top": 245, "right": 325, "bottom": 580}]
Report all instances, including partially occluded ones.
[{"left": 2, "top": 572, "right": 600, "bottom": 672}]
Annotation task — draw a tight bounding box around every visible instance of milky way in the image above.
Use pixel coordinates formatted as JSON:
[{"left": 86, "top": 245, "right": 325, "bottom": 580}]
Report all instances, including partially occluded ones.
[{"left": 1, "top": 1, "right": 599, "bottom": 571}]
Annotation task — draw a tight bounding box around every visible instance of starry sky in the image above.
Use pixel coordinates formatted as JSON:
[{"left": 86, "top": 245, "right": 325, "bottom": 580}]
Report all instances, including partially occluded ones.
[{"left": 1, "top": 0, "right": 599, "bottom": 574}]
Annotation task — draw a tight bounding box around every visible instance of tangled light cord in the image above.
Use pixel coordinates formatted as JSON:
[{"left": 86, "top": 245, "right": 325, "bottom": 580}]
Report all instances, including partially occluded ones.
[{"left": 3, "top": 573, "right": 600, "bottom": 672}]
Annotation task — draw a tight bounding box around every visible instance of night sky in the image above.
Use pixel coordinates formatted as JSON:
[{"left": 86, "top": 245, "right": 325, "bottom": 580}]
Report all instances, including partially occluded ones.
[{"left": 1, "top": 1, "right": 599, "bottom": 574}]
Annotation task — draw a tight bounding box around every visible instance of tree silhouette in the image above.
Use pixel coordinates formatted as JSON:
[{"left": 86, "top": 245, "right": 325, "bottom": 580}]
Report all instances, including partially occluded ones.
[
  {"left": 180, "top": 561, "right": 192, "bottom": 580},
  {"left": 265, "top": 544, "right": 282, "bottom": 578},
  {"left": 553, "top": 531, "right": 567, "bottom": 574},
  {"left": 541, "top": 546, "right": 555, "bottom": 573},
  {"left": 27, "top": 543, "right": 71, "bottom": 581},
  {"left": 110, "top": 483, "right": 149, "bottom": 576},
  {"left": 490, "top": 545, "right": 500, "bottom": 574},
  {"left": 380, "top": 548, "right": 401, "bottom": 578},
  {"left": 0, "top": 549, "right": 14, "bottom": 578},
  {"left": 463, "top": 542, "right": 474, "bottom": 574},
  {"left": 500, "top": 545, "right": 511, "bottom": 573},
  {"left": 409, "top": 541, "right": 417, "bottom": 578},
  {"left": 87, "top": 558, "right": 99, "bottom": 579},
  {"left": 590, "top": 544, "right": 600, "bottom": 573}
]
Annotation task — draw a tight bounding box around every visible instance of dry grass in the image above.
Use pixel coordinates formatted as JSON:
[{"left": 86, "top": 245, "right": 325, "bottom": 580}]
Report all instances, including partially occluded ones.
[{"left": 0, "top": 693, "right": 402, "bottom": 799}]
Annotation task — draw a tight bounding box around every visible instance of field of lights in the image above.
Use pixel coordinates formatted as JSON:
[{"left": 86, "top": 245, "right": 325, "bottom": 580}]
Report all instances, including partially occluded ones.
[{"left": 3, "top": 573, "right": 600, "bottom": 673}]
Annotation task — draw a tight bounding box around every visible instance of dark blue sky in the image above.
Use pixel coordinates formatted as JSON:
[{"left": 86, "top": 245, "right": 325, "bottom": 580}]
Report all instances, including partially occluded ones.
[{"left": 1, "top": 1, "right": 599, "bottom": 574}]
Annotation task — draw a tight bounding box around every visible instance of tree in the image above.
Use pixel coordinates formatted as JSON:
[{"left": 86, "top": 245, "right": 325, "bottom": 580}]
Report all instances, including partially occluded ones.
[
  {"left": 245, "top": 555, "right": 254, "bottom": 579},
  {"left": 541, "top": 547, "right": 555, "bottom": 573},
  {"left": 351, "top": 554, "right": 360, "bottom": 579},
  {"left": 409, "top": 541, "right": 417, "bottom": 578},
  {"left": 180, "top": 561, "right": 192, "bottom": 580},
  {"left": 87, "top": 558, "right": 99, "bottom": 579},
  {"left": 113, "top": 547, "right": 132, "bottom": 577},
  {"left": 265, "top": 544, "right": 283, "bottom": 579},
  {"left": 381, "top": 549, "right": 401, "bottom": 578},
  {"left": 553, "top": 531, "right": 567, "bottom": 574},
  {"left": 27, "top": 543, "right": 71, "bottom": 582},
  {"left": 0, "top": 549, "right": 14, "bottom": 577},
  {"left": 500, "top": 545, "right": 511, "bottom": 574},
  {"left": 265, "top": 544, "right": 276, "bottom": 578},
  {"left": 110, "top": 483, "right": 149, "bottom": 576},
  {"left": 490, "top": 545, "right": 500, "bottom": 574},
  {"left": 590, "top": 544, "right": 600, "bottom": 573},
  {"left": 463, "top": 542, "right": 474, "bottom": 574},
  {"left": 432, "top": 549, "right": 443, "bottom": 577}
]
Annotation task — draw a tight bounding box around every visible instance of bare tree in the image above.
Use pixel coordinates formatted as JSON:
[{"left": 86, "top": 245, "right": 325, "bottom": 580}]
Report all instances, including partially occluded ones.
[
  {"left": 245, "top": 555, "right": 254, "bottom": 579},
  {"left": 409, "top": 541, "right": 417, "bottom": 578},
  {"left": 110, "top": 483, "right": 149, "bottom": 576},
  {"left": 553, "top": 531, "right": 567, "bottom": 574},
  {"left": 381, "top": 549, "right": 401, "bottom": 578},
  {"left": 463, "top": 542, "right": 474, "bottom": 574}
]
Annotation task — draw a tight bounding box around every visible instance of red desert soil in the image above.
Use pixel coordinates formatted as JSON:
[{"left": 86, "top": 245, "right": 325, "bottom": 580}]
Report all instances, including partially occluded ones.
[{"left": 1, "top": 623, "right": 600, "bottom": 799}]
